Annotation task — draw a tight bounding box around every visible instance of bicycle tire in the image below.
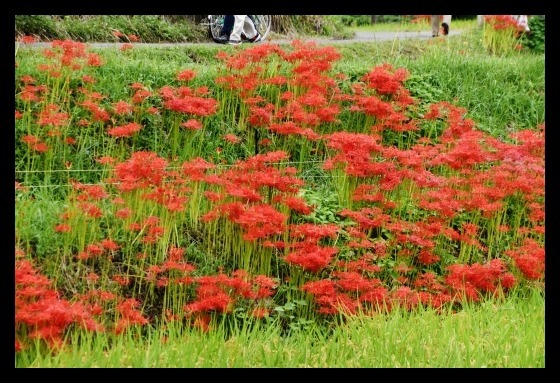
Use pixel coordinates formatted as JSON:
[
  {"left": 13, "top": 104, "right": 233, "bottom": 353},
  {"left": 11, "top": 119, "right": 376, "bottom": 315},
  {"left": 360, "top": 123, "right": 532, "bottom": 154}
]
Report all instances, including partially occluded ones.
[
  {"left": 208, "top": 15, "right": 226, "bottom": 43},
  {"left": 207, "top": 15, "right": 271, "bottom": 43},
  {"left": 251, "top": 15, "right": 271, "bottom": 41}
]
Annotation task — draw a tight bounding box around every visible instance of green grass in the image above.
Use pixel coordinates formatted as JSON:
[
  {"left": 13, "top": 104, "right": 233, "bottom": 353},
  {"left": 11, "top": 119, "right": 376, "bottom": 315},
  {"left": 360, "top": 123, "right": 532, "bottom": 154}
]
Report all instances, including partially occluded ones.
[{"left": 16, "top": 288, "right": 544, "bottom": 367}]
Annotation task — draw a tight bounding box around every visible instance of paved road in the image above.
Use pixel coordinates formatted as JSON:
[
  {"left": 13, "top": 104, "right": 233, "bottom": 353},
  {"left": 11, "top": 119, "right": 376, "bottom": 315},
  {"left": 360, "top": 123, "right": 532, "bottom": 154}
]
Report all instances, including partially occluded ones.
[{"left": 16, "top": 30, "right": 463, "bottom": 49}]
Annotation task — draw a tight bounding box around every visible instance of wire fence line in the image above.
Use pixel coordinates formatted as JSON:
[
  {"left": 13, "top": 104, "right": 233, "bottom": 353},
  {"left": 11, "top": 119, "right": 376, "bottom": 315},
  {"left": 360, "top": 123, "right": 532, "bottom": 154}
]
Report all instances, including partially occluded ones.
[
  {"left": 15, "top": 159, "right": 326, "bottom": 175},
  {"left": 15, "top": 159, "right": 346, "bottom": 189}
]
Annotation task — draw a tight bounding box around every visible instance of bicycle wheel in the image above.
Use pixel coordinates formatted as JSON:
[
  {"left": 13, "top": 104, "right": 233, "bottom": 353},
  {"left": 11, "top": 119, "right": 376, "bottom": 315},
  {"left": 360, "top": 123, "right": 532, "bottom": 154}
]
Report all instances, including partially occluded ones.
[
  {"left": 208, "top": 15, "right": 225, "bottom": 43},
  {"left": 251, "top": 15, "right": 271, "bottom": 41}
]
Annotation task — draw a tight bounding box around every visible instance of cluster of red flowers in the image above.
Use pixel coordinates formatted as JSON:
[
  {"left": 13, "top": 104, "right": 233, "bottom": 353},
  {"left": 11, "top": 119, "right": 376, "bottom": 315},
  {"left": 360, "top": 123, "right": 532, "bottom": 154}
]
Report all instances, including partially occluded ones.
[
  {"left": 15, "top": 38, "right": 544, "bottom": 350},
  {"left": 16, "top": 257, "right": 103, "bottom": 351},
  {"left": 484, "top": 15, "right": 527, "bottom": 32},
  {"left": 184, "top": 269, "right": 277, "bottom": 331}
]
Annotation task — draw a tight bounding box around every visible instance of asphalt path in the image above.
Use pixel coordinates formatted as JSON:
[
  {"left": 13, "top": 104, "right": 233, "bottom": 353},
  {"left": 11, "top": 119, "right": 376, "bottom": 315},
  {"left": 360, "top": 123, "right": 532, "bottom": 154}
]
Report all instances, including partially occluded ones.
[{"left": 16, "top": 30, "right": 463, "bottom": 49}]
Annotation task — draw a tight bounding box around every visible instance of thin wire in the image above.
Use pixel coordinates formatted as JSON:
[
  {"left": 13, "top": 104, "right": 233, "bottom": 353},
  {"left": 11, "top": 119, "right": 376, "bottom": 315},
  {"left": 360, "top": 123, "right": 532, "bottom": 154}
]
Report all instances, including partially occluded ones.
[{"left": 14, "top": 159, "right": 327, "bottom": 175}]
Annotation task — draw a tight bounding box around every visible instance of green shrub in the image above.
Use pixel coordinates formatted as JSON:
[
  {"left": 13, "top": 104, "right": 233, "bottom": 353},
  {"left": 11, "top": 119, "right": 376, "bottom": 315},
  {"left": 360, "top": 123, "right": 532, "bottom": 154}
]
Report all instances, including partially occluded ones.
[
  {"left": 15, "top": 15, "right": 207, "bottom": 43},
  {"left": 521, "top": 16, "right": 545, "bottom": 54},
  {"left": 15, "top": 15, "right": 64, "bottom": 40},
  {"left": 337, "top": 15, "right": 372, "bottom": 27}
]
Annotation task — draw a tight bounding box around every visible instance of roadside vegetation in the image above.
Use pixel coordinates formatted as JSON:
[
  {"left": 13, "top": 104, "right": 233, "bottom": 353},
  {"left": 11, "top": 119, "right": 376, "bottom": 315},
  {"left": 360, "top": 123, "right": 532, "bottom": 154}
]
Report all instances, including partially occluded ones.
[{"left": 15, "top": 15, "right": 544, "bottom": 368}]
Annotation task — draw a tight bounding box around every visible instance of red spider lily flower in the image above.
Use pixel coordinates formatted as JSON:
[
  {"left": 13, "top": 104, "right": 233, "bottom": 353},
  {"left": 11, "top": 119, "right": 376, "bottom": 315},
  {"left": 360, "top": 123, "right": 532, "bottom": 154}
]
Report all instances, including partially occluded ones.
[
  {"left": 262, "top": 75, "right": 288, "bottom": 86},
  {"left": 113, "top": 100, "right": 134, "bottom": 115},
  {"left": 85, "top": 243, "right": 104, "bottom": 257},
  {"left": 127, "top": 34, "right": 139, "bottom": 42},
  {"left": 194, "top": 86, "right": 210, "bottom": 96},
  {"left": 339, "top": 207, "right": 391, "bottom": 231},
  {"left": 236, "top": 203, "right": 288, "bottom": 241},
  {"left": 16, "top": 259, "right": 104, "bottom": 351},
  {"left": 333, "top": 271, "right": 382, "bottom": 293},
  {"left": 337, "top": 254, "right": 382, "bottom": 274},
  {"left": 159, "top": 85, "right": 175, "bottom": 99},
  {"left": 223, "top": 134, "right": 241, "bottom": 143},
  {"left": 277, "top": 195, "right": 314, "bottom": 215},
  {"left": 185, "top": 291, "right": 233, "bottom": 314},
  {"left": 484, "top": 15, "right": 526, "bottom": 32},
  {"left": 289, "top": 223, "right": 339, "bottom": 241},
  {"left": 252, "top": 275, "right": 277, "bottom": 299},
  {"left": 77, "top": 202, "right": 103, "bottom": 218},
  {"left": 248, "top": 104, "right": 274, "bottom": 126},
  {"left": 177, "top": 69, "right": 196, "bottom": 82},
  {"left": 65, "top": 137, "right": 76, "bottom": 145},
  {"left": 81, "top": 100, "right": 110, "bottom": 122},
  {"left": 285, "top": 243, "right": 338, "bottom": 272},
  {"left": 21, "top": 35, "right": 37, "bottom": 44},
  {"left": 362, "top": 63, "right": 409, "bottom": 96},
  {"left": 142, "top": 226, "right": 165, "bottom": 244},
  {"left": 163, "top": 96, "right": 218, "bottom": 117},
  {"left": 167, "top": 246, "right": 186, "bottom": 262},
  {"left": 113, "top": 151, "right": 169, "bottom": 191},
  {"left": 30, "top": 142, "right": 49, "bottom": 153},
  {"left": 114, "top": 298, "right": 149, "bottom": 334},
  {"left": 417, "top": 250, "right": 441, "bottom": 266},
  {"left": 96, "top": 156, "right": 116, "bottom": 166},
  {"left": 181, "top": 119, "right": 203, "bottom": 130},
  {"left": 112, "top": 275, "right": 131, "bottom": 286},
  {"left": 107, "top": 122, "right": 142, "bottom": 138},
  {"left": 131, "top": 88, "right": 152, "bottom": 104},
  {"left": 504, "top": 238, "right": 545, "bottom": 280},
  {"left": 19, "top": 75, "right": 36, "bottom": 84},
  {"left": 87, "top": 53, "right": 103, "bottom": 67},
  {"left": 302, "top": 279, "right": 336, "bottom": 297},
  {"left": 15, "top": 110, "right": 23, "bottom": 119},
  {"left": 413, "top": 272, "right": 444, "bottom": 291},
  {"left": 72, "top": 182, "right": 109, "bottom": 200},
  {"left": 82, "top": 74, "right": 96, "bottom": 83},
  {"left": 101, "top": 239, "right": 120, "bottom": 251},
  {"left": 142, "top": 216, "right": 159, "bottom": 228},
  {"left": 21, "top": 135, "right": 40, "bottom": 145},
  {"left": 181, "top": 157, "right": 216, "bottom": 181},
  {"left": 115, "top": 208, "right": 132, "bottom": 219},
  {"left": 120, "top": 43, "right": 134, "bottom": 51},
  {"left": 113, "top": 30, "right": 123, "bottom": 37},
  {"left": 446, "top": 259, "right": 517, "bottom": 301},
  {"left": 86, "top": 273, "right": 99, "bottom": 282},
  {"left": 54, "top": 224, "right": 71, "bottom": 233},
  {"left": 19, "top": 85, "right": 41, "bottom": 102}
]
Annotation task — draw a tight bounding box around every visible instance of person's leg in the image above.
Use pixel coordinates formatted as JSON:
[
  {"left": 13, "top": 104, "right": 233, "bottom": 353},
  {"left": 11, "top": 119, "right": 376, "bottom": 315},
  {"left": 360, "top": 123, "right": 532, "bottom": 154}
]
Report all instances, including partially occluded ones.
[
  {"left": 217, "top": 15, "right": 234, "bottom": 43},
  {"left": 431, "top": 15, "right": 440, "bottom": 37},
  {"left": 242, "top": 16, "right": 260, "bottom": 41},
  {"left": 221, "top": 15, "right": 234, "bottom": 36},
  {"left": 477, "top": 15, "right": 485, "bottom": 29},
  {"left": 228, "top": 15, "right": 246, "bottom": 44},
  {"left": 442, "top": 15, "right": 451, "bottom": 35}
]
